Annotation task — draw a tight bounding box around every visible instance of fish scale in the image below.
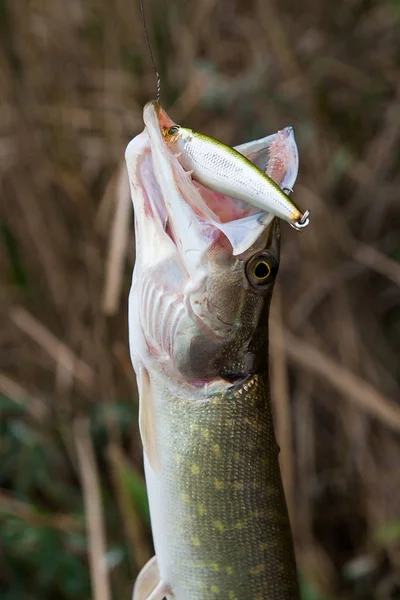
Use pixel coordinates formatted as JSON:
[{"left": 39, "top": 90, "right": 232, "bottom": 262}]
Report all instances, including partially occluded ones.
[{"left": 144, "top": 372, "right": 298, "bottom": 599}]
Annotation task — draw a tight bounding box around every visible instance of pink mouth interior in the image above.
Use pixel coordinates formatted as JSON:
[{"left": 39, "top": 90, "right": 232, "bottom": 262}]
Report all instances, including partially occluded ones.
[{"left": 192, "top": 183, "right": 257, "bottom": 222}]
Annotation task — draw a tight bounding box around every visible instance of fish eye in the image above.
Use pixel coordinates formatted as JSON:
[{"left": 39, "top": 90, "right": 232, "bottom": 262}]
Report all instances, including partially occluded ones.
[
  {"left": 253, "top": 260, "right": 271, "bottom": 280},
  {"left": 245, "top": 251, "right": 278, "bottom": 290},
  {"left": 168, "top": 125, "right": 179, "bottom": 135}
]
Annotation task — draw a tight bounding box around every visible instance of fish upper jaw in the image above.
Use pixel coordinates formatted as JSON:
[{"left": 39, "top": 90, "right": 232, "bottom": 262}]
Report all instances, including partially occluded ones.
[{"left": 125, "top": 109, "right": 212, "bottom": 282}]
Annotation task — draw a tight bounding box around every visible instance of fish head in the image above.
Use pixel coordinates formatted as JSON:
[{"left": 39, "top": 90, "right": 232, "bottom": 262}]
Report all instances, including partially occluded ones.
[
  {"left": 179, "top": 218, "right": 280, "bottom": 383},
  {"left": 126, "top": 102, "right": 295, "bottom": 387}
]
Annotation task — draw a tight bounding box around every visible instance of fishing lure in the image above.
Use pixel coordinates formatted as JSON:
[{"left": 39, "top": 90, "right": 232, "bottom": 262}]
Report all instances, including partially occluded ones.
[
  {"left": 162, "top": 124, "right": 310, "bottom": 230},
  {"left": 139, "top": 0, "right": 309, "bottom": 230}
]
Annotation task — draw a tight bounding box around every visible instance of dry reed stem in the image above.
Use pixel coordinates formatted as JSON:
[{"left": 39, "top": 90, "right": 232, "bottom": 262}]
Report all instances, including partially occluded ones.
[
  {"left": 269, "top": 286, "right": 294, "bottom": 524},
  {"left": 297, "top": 183, "right": 400, "bottom": 287},
  {"left": 257, "top": 0, "right": 303, "bottom": 82},
  {"left": 350, "top": 87, "right": 400, "bottom": 221},
  {"left": 293, "top": 375, "right": 316, "bottom": 545},
  {"left": 107, "top": 444, "right": 152, "bottom": 572},
  {"left": 0, "top": 373, "right": 48, "bottom": 419},
  {"left": 95, "top": 169, "right": 120, "bottom": 234},
  {"left": 0, "top": 492, "right": 81, "bottom": 533},
  {"left": 298, "top": 544, "right": 336, "bottom": 597},
  {"left": 10, "top": 306, "right": 93, "bottom": 390},
  {"left": 74, "top": 418, "right": 111, "bottom": 600},
  {"left": 353, "top": 241, "right": 400, "bottom": 287},
  {"left": 281, "top": 331, "right": 400, "bottom": 432},
  {"left": 333, "top": 287, "right": 371, "bottom": 479},
  {"left": 10, "top": 175, "right": 68, "bottom": 311},
  {"left": 102, "top": 165, "right": 131, "bottom": 316}
]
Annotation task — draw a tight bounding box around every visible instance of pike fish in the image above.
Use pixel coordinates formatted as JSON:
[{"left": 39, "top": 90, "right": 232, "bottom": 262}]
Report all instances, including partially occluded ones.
[{"left": 126, "top": 101, "right": 300, "bottom": 599}]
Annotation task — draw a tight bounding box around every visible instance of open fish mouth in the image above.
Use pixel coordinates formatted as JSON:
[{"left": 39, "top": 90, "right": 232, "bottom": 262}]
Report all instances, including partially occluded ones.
[
  {"left": 125, "top": 101, "right": 298, "bottom": 273},
  {"left": 126, "top": 102, "right": 290, "bottom": 383}
]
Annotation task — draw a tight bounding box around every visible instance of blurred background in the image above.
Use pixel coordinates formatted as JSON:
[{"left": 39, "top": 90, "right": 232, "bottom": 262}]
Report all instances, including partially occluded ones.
[{"left": 1, "top": 0, "right": 400, "bottom": 598}]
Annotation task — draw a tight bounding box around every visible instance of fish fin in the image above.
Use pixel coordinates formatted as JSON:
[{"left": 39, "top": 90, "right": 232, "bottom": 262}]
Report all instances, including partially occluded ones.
[
  {"left": 133, "top": 556, "right": 171, "bottom": 600},
  {"left": 138, "top": 367, "right": 160, "bottom": 474},
  {"left": 147, "top": 582, "right": 172, "bottom": 600}
]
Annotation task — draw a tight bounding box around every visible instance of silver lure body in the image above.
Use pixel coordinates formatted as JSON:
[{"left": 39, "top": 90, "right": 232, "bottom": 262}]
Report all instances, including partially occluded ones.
[{"left": 164, "top": 126, "right": 309, "bottom": 229}]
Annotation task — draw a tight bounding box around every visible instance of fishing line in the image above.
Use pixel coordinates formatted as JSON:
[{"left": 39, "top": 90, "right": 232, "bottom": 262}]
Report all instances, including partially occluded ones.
[{"left": 139, "top": 0, "right": 161, "bottom": 103}]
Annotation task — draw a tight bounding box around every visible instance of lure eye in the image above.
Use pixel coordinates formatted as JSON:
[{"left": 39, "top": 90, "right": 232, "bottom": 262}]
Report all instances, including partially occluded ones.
[
  {"left": 167, "top": 125, "right": 180, "bottom": 135},
  {"left": 245, "top": 251, "right": 279, "bottom": 291}
]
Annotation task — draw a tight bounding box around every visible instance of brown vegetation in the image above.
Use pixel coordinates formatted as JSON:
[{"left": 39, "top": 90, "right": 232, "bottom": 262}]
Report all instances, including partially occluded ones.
[{"left": 1, "top": 0, "right": 399, "bottom": 598}]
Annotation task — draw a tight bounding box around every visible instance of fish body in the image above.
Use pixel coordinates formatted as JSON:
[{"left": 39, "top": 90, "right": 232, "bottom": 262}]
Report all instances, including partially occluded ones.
[
  {"left": 126, "top": 101, "right": 300, "bottom": 599},
  {"left": 162, "top": 125, "right": 309, "bottom": 230},
  {"left": 142, "top": 361, "right": 298, "bottom": 599}
]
